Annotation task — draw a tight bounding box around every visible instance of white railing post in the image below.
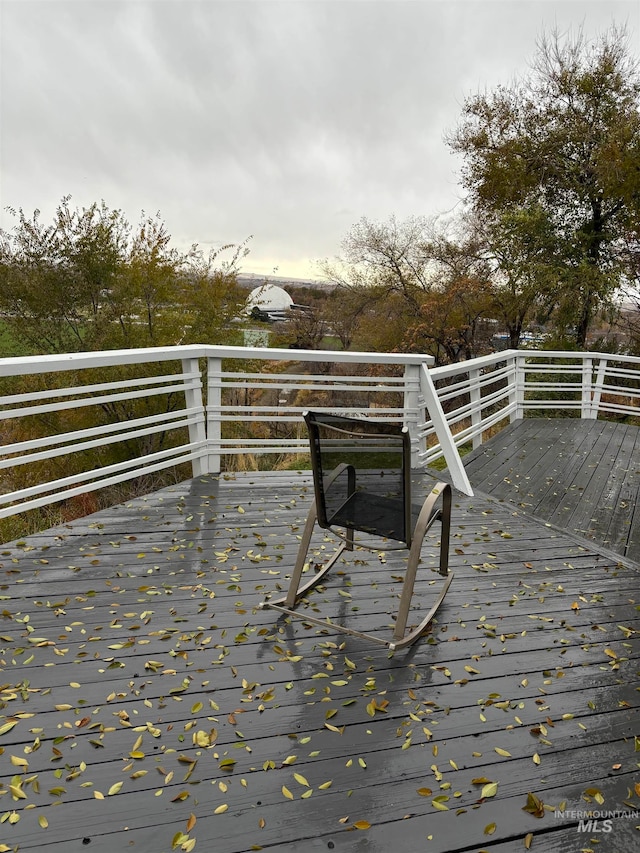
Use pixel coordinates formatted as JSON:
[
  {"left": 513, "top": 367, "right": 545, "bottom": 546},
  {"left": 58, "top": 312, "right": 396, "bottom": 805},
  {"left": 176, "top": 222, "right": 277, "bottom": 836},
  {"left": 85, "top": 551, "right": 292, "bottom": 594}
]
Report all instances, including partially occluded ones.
[
  {"left": 181, "top": 357, "right": 208, "bottom": 476},
  {"left": 206, "top": 355, "right": 223, "bottom": 473},
  {"left": 403, "top": 362, "right": 423, "bottom": 467},
  {"left": 469, "top": 367, "right": 482, "bottom": 448},
  {"left": 512, "top": 352, "right": 525, "bottom": 420},
  {"left": 581, "top": 356, "right": 594, "bottom": 419},
  {"left": 583, "top": 356, "right": 607, "bottom": 420},
  {"left": 420, "top": 364, "right": 473, "bottom": 496},
  {"left": 590, "top": 357, "right": 608, "bottom": 419}
]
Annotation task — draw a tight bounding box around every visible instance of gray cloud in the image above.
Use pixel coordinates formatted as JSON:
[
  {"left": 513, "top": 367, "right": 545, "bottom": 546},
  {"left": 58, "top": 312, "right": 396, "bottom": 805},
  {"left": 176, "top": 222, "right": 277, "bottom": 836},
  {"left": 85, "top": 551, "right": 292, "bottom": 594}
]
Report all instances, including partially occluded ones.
[{"left": 2, "top": 0, "right": 639, "bottom": 278}]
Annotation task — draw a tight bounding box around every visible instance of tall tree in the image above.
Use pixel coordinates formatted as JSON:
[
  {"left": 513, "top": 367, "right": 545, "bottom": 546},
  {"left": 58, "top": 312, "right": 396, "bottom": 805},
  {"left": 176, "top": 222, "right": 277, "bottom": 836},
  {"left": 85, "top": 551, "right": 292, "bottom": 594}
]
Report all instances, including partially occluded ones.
[{"left": 449, "top": 26, "right": 640, "bottom": 348}]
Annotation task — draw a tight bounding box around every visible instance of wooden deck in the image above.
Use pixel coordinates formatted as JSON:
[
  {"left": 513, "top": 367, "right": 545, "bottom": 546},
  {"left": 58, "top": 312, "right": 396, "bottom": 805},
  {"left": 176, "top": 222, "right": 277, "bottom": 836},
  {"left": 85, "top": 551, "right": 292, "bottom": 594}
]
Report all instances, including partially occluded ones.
[
  {"left": 1, "top": 421, "right": 639, "bottom": 852},
  {"left": 463, "top": 418, "right": 640, "bottom": 564}
]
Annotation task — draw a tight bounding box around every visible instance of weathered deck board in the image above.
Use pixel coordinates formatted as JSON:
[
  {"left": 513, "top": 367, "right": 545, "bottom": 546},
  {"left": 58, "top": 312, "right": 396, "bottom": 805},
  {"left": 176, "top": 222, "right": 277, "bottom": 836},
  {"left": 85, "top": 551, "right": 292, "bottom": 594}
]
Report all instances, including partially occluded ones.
[
  {"left": 463, "top": 418, "right": 640, "bottom": 562},
  {"left": 1, "top": 431, "right": 639, "bottom": 853}
]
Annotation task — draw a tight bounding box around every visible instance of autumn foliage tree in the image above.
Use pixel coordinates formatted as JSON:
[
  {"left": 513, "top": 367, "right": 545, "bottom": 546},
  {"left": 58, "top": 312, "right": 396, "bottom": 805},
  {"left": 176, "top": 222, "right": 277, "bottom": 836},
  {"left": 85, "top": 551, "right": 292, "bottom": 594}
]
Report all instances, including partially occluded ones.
[
  {"left": 448, "top": 26, "right": 640, "bottom": 348},
  {"left": 0, "top": 197, "right": 250, "bottom": 533},
  {"left": 0, "top": 196, "right": 248, "bottom": 354}
]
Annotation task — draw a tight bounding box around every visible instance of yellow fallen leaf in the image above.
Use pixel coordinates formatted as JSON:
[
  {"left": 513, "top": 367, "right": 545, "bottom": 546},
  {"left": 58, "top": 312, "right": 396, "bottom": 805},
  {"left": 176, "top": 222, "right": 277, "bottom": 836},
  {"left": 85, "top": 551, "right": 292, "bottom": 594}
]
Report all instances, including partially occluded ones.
[
  {"left": 214, "top": 804, "right": 228, "bottom": 814},
  {"left": 38, "top": 815, "right": 49, "bottom": 829},
  {"left": 584, "top": 787, "right": 604, "bottom": 805},
  {"left": 353, "top": 820, "right": 371, "bottom": 829},
  {"left": 484, "top": 822, "right": 497, "bottom": 835},
  {"left": 481, "top": 782, "right": 498, "bottom": 798},
  {"left": 495, "top": 747, "right": 511, "bottom": 757},
  {"left": 9, "top": 785, "right": 27, "bottom": 800},
  {"left": 108, "top": 781, "right": 123, "bottom": 796},
  {"left": 282, "top": 785, "right": 294, "bottom": 800},
  {"left": 94, "top": 791, "right": 105, "bottom": 799},
  {"left": 293, "top": 773, "right": 310, "bottom": 787}
]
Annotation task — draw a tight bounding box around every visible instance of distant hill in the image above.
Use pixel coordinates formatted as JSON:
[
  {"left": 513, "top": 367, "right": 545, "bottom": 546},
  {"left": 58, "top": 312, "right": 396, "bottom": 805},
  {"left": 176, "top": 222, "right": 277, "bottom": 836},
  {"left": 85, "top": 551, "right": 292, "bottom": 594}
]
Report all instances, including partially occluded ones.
[{"left": 237, "top": 273, "right": 335, "bottom": 292}]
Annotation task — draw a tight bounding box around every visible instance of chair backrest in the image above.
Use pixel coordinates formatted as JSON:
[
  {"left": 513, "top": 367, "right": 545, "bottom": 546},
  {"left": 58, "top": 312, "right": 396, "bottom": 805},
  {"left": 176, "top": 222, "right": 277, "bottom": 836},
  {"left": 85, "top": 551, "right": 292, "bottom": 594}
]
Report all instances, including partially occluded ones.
[{"left": 304, "top": 411, "right": 412, "bottom": 545}]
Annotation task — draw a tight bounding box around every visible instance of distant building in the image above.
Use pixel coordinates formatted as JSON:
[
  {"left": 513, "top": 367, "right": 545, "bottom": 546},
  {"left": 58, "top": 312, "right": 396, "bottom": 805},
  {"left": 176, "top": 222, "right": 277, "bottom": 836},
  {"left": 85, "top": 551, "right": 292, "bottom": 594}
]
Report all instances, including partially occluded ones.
[
  {"left": 244, "top": 283, "right": 312, "bottom": 323},
  {"left": 244, "top": 284, "right": 294, "bottom": 322}
]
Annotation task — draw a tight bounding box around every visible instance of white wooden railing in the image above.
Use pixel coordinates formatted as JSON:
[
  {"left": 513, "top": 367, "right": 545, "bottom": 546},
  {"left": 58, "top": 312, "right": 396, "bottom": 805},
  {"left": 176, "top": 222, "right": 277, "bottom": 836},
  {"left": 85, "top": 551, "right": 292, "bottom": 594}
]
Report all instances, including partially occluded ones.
[
  {"left": 421, "top": 349, "right": 640, "bottom": 465},
  {"left": 0, "top": 345, "right": 638, "bottom": 521}
]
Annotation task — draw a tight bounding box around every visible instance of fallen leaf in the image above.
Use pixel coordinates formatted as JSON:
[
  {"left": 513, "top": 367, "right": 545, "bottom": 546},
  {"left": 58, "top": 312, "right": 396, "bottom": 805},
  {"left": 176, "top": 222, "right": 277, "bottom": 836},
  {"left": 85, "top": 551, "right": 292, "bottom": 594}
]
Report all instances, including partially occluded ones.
[
  {"left": 522, "top": 792, "right": 545, "bottom": 818},
  {"left": 584, "top": 787, "right": 605, "bottom": 805},
  {"left": 481, "top": 782, "right": 498, "bottom": 799}
]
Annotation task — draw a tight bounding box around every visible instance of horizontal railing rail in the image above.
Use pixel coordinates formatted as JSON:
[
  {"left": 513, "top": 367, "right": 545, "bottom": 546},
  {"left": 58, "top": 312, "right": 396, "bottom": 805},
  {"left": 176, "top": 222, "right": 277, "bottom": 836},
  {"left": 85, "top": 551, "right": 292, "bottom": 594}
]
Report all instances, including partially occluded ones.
[
  {"left": 419, "top": 349, "right": 640, "bottom": 466},
  {"left": 0, "top": 344, "right": 638, "bottom": 522}
]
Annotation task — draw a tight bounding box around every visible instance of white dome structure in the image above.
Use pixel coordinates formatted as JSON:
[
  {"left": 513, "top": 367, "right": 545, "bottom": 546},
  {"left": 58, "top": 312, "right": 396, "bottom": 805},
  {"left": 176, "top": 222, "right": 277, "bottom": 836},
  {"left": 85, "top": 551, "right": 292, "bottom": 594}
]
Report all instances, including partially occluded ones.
[{"left": 245, "top": 284, "right": 293, "bottom": 314}]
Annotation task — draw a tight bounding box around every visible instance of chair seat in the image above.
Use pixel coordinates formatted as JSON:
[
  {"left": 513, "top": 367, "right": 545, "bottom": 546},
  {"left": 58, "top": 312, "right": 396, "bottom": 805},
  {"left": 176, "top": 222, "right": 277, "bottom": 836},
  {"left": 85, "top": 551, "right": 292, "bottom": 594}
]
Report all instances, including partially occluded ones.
[{"left": 330, "top": 491, "right": 404, "bottom": 539}]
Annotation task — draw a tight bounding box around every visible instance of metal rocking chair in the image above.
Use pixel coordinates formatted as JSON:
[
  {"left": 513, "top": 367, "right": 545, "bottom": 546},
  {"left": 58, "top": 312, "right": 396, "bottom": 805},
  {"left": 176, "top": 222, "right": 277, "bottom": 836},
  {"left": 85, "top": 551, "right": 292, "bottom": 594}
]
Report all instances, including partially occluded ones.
[{"left": 260, "top": 411, "right": 453, "bottom": 650}]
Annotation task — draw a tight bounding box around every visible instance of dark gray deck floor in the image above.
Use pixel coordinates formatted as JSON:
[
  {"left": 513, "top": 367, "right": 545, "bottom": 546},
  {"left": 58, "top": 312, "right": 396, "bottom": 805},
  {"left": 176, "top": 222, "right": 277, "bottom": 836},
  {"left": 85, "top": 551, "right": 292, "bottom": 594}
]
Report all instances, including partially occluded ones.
[
  {"left": 0, "top": 430, "right": 639, "bottom": 852},
  {"left": 463, "top": 418, "right": 640, "bottom": 564}
]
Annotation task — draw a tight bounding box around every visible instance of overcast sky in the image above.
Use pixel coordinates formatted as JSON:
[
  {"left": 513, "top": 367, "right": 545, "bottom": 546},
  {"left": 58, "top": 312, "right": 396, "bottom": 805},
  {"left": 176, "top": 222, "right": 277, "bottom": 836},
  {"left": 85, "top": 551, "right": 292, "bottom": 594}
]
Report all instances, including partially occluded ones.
[{"left": 1, "top": 0, "right": 639, "bottom": 280}]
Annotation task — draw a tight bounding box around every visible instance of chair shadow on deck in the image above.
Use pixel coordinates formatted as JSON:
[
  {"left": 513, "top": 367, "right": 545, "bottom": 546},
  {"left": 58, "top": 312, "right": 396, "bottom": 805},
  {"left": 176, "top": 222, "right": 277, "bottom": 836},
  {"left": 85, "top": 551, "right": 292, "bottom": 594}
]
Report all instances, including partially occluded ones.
[{"left": 260, "top": 411, "right": 453, "bottom": 650}]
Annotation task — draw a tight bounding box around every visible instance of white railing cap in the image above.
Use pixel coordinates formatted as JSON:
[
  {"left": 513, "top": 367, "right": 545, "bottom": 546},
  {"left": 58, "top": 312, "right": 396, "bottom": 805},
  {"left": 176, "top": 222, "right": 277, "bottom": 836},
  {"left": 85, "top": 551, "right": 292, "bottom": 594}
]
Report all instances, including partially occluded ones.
[{"left": 0, "top": 344, "right": 435, "bottom": 376}]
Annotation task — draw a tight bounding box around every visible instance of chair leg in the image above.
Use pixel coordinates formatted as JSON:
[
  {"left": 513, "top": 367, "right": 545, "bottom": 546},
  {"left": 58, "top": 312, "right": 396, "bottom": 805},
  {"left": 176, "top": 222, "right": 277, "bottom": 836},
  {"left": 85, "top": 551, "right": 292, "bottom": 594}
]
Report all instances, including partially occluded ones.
[
  {"left": 393, "top": 482, "right": 452, "bottom": 644},
  {"left": 260, "top": 500, "right": 347, "bottom": 611}
]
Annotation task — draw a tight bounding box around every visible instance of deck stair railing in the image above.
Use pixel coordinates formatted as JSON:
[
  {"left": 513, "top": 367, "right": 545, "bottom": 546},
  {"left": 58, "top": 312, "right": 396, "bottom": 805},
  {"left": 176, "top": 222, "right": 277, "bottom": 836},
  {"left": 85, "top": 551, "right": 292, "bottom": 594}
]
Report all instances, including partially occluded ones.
[
  {"left": 421, "top": 350, "right": 640, "bottom": 467},
  {"left": 0, "top": 345, "right": 638, "bottom": 521}
]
